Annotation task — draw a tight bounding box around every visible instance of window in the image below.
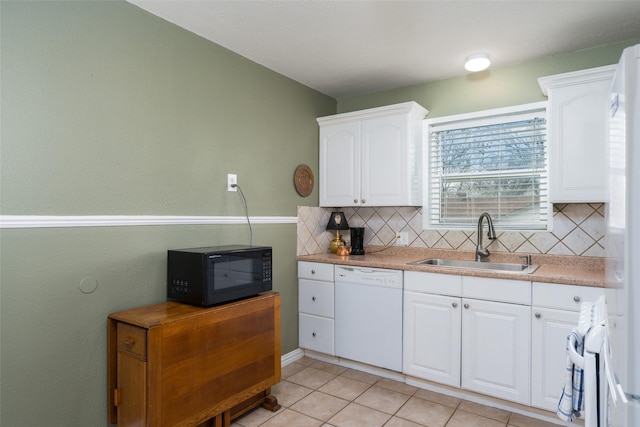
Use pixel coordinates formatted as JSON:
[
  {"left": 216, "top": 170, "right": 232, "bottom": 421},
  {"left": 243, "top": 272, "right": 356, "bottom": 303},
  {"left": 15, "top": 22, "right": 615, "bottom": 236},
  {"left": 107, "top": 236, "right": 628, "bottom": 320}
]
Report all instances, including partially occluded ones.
[{"left": 424, "top": 102, "right": 549, "bottom": 230}]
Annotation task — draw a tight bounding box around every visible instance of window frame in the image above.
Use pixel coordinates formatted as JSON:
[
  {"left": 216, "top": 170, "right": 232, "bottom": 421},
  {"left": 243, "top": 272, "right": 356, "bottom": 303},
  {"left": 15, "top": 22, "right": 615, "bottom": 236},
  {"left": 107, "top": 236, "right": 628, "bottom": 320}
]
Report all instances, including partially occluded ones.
[{"left": 423, "top": 101, "right": 551, "bottom": 232}]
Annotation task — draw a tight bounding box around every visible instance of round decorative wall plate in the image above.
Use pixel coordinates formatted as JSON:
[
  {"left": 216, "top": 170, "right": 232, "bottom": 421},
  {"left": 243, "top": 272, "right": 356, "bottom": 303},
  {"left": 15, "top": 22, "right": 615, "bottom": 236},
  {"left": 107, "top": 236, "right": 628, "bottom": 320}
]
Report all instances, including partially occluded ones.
[{"left": 294, "top": 164, "right": 314, "bottom": 197}]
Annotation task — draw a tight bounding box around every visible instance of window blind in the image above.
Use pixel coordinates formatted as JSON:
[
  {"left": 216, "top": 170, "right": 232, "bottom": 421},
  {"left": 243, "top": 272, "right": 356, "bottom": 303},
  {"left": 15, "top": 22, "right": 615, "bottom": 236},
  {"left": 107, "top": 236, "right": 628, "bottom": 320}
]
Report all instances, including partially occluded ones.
[{"left": 426, "top": 106, "right": 548, "bottom": 230}]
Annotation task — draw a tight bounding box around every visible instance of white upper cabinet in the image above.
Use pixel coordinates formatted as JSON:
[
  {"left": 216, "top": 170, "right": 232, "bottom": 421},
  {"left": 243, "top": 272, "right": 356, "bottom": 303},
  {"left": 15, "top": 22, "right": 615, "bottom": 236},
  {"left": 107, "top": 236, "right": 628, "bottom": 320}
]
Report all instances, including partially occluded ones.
[
  {"left": 538, "top": 65, "right": 616, "bottom": 202},
  {"left": 318, "top": 102, "right": 428, "bottom": 207}
]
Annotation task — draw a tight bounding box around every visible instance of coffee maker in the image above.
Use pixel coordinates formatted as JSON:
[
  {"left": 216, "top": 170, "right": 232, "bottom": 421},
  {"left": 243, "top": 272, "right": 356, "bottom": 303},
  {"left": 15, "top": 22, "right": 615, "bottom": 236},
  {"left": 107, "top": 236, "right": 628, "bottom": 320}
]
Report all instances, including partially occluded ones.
[{"left": 350, "top": 227, "right": 365, "bottom": 255}]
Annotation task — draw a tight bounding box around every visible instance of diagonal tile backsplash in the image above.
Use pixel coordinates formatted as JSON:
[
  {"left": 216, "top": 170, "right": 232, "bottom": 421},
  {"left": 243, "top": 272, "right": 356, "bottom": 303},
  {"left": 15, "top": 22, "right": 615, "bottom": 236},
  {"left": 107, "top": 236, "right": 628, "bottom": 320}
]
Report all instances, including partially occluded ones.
[{"left": 297, "top": 204, "right": 605, "bottom": 257}]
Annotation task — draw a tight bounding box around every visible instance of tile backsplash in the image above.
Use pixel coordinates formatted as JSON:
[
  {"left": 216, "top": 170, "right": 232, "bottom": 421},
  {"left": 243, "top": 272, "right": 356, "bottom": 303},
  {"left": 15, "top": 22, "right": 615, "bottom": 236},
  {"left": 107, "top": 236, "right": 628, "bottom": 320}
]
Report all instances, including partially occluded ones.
[{"left": 297, "top": 203, "right": 605, "bottom": 257}]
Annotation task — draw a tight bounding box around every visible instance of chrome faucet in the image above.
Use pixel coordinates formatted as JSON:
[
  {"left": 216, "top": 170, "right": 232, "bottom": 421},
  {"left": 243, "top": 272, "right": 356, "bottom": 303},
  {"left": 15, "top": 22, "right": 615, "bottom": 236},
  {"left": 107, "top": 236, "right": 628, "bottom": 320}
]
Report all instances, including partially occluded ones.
[{"left": 476, "top": 212, "right": 497, "bottom": 262}]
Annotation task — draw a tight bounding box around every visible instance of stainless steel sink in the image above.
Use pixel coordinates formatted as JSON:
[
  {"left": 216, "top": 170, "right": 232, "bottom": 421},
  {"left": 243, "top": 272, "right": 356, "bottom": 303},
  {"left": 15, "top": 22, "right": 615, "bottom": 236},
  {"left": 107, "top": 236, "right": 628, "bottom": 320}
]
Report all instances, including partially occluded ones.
[{"left": 407, "top": 258, "right": 539, "bottom": 274}]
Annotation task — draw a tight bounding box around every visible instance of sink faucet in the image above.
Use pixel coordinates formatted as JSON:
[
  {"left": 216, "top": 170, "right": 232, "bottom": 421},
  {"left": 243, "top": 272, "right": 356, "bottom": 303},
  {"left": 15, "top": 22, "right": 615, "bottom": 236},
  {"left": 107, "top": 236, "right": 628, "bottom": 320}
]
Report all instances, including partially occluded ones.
[{"left": 476, "top": 212, "right": 497, "bottom": 262}]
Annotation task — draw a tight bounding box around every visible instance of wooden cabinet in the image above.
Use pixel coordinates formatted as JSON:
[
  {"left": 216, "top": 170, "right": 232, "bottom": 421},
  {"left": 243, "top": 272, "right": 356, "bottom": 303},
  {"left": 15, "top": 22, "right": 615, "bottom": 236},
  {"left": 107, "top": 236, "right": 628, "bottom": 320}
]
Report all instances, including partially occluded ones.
[
  {"left": 538, "top": 65, "right": 616, "bottom": 202},
  {"left": 317, "top": 102, "right": 428, "bottom": 207},
  {"left": 297, "top": 261, "right": 335, "bottom": 355},
  {"left": 531, "top": 282, "right": 605, "bottom": 411},
  {"left": 403, "top": 272, "right": 531, "bottom": 405},
  {"left": 107, "top": 293, "right": 281, "bottom": 427}
]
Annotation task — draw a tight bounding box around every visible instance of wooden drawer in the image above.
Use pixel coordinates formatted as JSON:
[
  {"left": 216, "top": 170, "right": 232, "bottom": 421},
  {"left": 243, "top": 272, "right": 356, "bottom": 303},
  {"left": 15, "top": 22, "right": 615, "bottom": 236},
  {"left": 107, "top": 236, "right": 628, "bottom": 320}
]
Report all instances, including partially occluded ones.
[
  {"left": 116, "top": 323, "right": 147, "bottom": 359},
  {"left": 532, "top": 282, "right": 605, "bottom": 311},
  {"left": 299, "top": 279, "right": 334, "bottom": 317},
  {"left": 298, "top": 261, "right": 334, "bottom": 282},
  {"left": 299, "top": 313, "right": 334, "bottom": 355}
]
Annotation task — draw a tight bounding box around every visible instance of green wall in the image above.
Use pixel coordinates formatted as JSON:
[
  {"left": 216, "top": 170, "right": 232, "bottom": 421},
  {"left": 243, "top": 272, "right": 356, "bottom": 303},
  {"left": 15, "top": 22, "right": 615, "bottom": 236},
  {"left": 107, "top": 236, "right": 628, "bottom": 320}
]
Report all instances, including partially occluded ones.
[
  {"left": 2, "top": 1, "right": 638, "bottom": 425},
  {"left": 0, "top": 1, "right": 334, "bottom": 425},
  {"left": 338, "top": 39, "right": 640, "bottom": 117}
]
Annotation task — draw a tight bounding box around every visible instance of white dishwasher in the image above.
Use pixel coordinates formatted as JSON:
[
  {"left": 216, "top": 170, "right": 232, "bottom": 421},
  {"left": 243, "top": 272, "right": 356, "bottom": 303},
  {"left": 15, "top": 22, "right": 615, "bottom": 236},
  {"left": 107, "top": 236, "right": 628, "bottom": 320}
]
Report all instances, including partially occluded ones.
[{"left": 335, "top": 265, "right": 403, "bottom": 372}]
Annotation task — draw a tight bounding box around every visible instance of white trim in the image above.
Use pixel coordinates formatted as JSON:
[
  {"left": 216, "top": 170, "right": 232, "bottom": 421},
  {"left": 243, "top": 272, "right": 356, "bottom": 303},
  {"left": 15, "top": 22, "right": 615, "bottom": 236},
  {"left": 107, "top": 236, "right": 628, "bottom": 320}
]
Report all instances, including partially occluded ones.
[
  {"left": 317, "top": 101, "right": 428, "bottom": 125},
  {"left": 281, "top": 348, "right": 305, "bottom": 367},
  {"left": 538, "top": 64, "right": 616, "bottom": 96},
  {"left": 0, "top": 215, "right": 297, "bottom": 229},
  {"left": 424, "top": 101, "right": 547, "bottom": 129}
]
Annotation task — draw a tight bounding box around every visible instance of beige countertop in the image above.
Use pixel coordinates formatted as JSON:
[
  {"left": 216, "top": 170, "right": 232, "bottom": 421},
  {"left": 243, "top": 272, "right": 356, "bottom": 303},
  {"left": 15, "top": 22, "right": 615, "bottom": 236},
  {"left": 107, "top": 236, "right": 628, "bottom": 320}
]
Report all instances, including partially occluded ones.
[{"left": 297, "top": 246, "right": 605, "bottom": 287}]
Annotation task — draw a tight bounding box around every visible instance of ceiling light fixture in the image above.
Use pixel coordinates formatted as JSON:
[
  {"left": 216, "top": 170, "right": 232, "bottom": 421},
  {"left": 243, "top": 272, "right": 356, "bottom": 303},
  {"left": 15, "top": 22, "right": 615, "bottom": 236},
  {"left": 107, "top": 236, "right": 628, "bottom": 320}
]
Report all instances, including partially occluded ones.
[{"left": 465, "top": 53, "right": 491, "bottom": 72}]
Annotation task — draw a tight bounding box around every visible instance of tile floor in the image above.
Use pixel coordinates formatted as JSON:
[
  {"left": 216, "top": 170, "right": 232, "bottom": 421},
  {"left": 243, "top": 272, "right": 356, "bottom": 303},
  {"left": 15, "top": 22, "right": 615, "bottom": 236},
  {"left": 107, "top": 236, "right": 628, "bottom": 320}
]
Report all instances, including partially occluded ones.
[{"left": 232, "top": 357, "right": 560, "bottom": 427}]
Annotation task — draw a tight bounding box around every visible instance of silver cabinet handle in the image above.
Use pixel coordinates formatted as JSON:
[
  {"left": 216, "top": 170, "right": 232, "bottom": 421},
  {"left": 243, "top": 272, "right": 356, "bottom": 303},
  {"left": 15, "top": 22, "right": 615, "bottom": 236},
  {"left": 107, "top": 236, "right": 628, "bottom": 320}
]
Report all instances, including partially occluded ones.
[
  {"left": 464, "top": 303, "right": 469, "bottom": 309},
  {"left": 312, "top": 296, "right": 316, "bottom": 301},
  {"left": 311, "top": 269, "right": 316, "bottom": 274},
  {"left": 574, "top": 296, "right": 581, "bottom": 302},
  {"left": 354, "top": 199, "right": 358, "bottom": 204},
  {"left": 361, "top": 199, "right": 366, "bottom": 204},
  {"left": 312, "top": 332, "right": 316, "bottom": 337},
  {"left": 535, "top": 312, "right": 541, "bottom": 318},
  {"left": 452, "top": 302, "right": 458, "bottom": 308}
]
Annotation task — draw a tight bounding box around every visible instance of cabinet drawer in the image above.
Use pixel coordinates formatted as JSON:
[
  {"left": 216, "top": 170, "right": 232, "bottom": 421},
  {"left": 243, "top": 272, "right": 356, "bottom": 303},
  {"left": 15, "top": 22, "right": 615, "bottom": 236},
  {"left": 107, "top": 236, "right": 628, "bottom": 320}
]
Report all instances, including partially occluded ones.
[
  {"left": 462, "top": 276, "right": 531, "bottom": 305},
  {"left": 298, "top": 261, "right": 334, "bottom": 282},
  {"left": 299, "top": 279, "right": 334, "bottom": 317},
  {"left": 404, "top": 271, "right": 462, "bottom": 296},
  {"left": 299, "top": 314, "right": 334, "bottom": 355},
  {"left": 532, "top": 282, "right": 605, "bottom": 311},
  {"left": 117, "top": 323, "right": 147, "bottom": 359}
]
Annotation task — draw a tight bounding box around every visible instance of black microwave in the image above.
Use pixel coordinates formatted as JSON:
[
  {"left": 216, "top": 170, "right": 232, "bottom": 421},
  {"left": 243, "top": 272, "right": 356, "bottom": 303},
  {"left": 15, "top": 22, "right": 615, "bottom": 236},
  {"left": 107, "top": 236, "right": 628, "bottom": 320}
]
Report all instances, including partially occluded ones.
[{"left": 167, "top": 245, "right": 272, "bottom": 306}]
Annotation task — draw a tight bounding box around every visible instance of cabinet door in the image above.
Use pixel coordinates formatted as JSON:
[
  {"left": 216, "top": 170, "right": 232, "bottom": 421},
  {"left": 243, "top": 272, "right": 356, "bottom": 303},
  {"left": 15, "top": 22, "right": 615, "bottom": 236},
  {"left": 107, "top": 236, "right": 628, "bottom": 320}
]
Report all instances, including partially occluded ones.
[
  {"left": 361, "top": 114, "right": 409, "bottom": 206},
  {"left": 117, "top": 353, "right": 147, "bottom": 426},
  {"left": 319, "top": 121, "right": 360, "bottom": 207},
  {"left": 403, "top": 291, "right": 461, "bottom": 387},
  {"left": 461, "top": 299, "right": 531, "bottom": 405},
  {"left": 548, "top": 77, "right": 613, "bottom": 202},
  {"left": 531, "top": 307, "right": 578, "bottom": 411}
]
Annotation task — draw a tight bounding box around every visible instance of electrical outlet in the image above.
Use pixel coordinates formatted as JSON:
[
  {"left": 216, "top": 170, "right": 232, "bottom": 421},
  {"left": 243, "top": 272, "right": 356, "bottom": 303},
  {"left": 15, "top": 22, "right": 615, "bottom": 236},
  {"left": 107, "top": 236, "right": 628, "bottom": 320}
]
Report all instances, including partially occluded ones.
[
  {"left": 227, "top": 173, "right": 237, "bottom": 192},
  {"left": 395, "top": 231, "right": 409, "bottom": 246}
]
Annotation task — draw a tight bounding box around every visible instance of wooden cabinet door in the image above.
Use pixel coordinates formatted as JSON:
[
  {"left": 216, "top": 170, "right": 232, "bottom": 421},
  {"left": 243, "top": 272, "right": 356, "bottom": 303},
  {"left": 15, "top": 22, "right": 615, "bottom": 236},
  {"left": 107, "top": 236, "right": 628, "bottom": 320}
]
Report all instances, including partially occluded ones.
[
  {"left": 461, "top": 298, "right": 531, "bottom": 405},
  {"left": 116, "top": 353, "right": 146, "bottom": 427},
  {"left": 531, "top": 307, "right": 578, "bottom": 411},
  {"left": 319, "top": 121, "right": 360, "bottom": 207},
  {"left": 361, "top": 114, "right": 408, "bottom": 206},
  {"left": 403, "top": 291, "right": 461, "bottom": 387}
]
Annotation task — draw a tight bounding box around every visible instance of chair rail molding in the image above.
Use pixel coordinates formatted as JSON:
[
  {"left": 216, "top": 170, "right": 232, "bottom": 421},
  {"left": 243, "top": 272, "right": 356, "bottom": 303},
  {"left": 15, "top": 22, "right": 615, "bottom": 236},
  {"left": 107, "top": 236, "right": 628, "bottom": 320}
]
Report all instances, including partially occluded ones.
[{"left": 0, "top": 215, "right": 297, "bottom": 229}]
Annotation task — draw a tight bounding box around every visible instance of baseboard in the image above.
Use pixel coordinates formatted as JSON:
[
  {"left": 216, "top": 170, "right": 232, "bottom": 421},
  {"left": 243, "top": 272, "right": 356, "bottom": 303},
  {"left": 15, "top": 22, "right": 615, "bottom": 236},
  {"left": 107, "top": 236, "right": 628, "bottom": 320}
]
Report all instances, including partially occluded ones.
[{"left": 281, "top": 348, "right": 305, "bottom": 367}]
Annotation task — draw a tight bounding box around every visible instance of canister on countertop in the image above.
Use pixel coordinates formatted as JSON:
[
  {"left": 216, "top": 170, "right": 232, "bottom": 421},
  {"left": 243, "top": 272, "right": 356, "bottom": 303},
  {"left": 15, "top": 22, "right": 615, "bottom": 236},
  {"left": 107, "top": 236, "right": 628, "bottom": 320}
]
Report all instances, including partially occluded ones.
[{"left": 350, "top": 227, "right": 365, "bottom": 255}]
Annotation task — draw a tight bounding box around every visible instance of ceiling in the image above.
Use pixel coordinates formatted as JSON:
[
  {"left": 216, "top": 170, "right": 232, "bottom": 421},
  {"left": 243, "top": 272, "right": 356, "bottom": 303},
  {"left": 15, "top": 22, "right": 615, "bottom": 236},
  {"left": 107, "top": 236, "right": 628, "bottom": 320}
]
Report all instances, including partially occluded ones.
[{"left": 127, "top": 1, "right": 640, "bottom": 98}]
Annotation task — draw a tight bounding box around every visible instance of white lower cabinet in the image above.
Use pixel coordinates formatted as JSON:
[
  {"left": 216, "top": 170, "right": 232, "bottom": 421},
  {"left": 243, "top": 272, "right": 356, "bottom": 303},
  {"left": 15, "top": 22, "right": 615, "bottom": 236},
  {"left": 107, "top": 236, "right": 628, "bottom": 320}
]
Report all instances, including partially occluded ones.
[
  {"left": 404, "top": 271, "right": 531, "bottom": 405},
  {"left": 299, "top": 263, "right": 608, "bottom": 412},
  {"left": 403, "top": 291, "right": 461, "bottom": 387},
  {"left": 531, "top": 282, "right": 606, "bottom": 411},
  {"left": 298, "top": 262, "right": 335, "bottom": 355},
  {"left": 299, "top": 313, "right": 334, "bottom": 354},
  {"left": 461, "top": 298, "right": 531, "bottom": 405}
]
